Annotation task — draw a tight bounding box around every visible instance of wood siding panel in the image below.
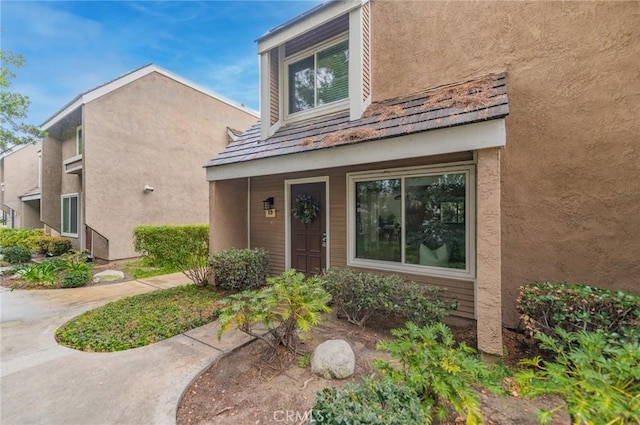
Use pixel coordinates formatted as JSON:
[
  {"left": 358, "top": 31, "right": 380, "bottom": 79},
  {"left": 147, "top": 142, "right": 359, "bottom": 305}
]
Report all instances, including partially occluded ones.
[
  {"left": 248, "top": 152, "right": 475, "bottom": 319},
  {"left": 269, "top": 49, "right": 280, "bottom": 125}
]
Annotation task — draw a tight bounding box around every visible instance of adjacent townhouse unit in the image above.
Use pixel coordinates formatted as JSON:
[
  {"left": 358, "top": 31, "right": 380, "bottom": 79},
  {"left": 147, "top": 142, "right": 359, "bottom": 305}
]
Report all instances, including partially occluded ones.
[
  {"left": 41, "top": 64, "right": 257, "bottom": 261},
  {"left": 1, "top": 141, "right": 44, "bottom": 229},
  {"left": 205, "top": 1, "right": 639, "bottom": 355}
]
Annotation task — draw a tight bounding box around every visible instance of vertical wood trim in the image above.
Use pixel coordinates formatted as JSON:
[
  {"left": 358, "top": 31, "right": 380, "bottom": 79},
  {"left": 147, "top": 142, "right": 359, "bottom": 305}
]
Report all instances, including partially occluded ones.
[
  {"left": 269, "top": 49, "right": 280, "bottom": 125},
  {"left": 361, "top": 1, "right": 371, "bottom": 102}
]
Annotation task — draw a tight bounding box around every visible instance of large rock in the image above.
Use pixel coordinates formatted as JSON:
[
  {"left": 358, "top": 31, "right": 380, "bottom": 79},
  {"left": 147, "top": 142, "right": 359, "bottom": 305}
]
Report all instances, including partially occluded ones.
[
  {"left": 311, "top": 339, "right": 355, "bottom": 380},
  {"left": 92, "top": 270, "right": 125, "bottom": 283}
]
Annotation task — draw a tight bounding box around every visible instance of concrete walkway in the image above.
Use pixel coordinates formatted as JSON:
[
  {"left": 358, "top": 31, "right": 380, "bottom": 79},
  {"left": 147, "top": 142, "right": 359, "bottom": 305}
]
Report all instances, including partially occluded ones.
[{"left": 0, "top": 273, "right": 253, "bottom": 425}]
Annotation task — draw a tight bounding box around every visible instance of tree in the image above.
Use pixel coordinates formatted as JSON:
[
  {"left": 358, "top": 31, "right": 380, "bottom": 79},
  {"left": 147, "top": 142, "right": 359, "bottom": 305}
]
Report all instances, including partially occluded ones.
[{"left": 1, "top": 51, "right": 45, "bottom": 154}]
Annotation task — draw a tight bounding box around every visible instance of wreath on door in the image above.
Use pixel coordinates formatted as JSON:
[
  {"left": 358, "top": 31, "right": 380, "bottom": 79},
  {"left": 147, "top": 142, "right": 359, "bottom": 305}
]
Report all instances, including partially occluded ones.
[{"left": 292, "top": 193, "right": 320, "bottom": 224}]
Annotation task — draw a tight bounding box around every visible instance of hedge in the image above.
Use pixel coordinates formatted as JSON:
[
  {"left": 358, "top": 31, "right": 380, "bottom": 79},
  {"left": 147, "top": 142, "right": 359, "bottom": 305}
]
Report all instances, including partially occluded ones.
[{"left": 132, "top": 224, "right": 210, "bottom": 285}]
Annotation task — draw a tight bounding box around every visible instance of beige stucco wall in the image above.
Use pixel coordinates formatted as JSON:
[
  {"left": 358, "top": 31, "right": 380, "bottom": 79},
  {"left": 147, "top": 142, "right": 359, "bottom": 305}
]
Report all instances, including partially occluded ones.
[
  {"left": 84, "top": 72, "right": 257, "bottom": 260},
  {"left": 1, "top": 142, "right": 43, "bottom": 229},
  {"left": 209, "top": 179, "right": 249, "bottom": 254},
  {"left": 372, "top": 0, "right": 640, "bottom": 325},
  {"left": 41, "top": 135, "right": 63, "bottom": 230}
]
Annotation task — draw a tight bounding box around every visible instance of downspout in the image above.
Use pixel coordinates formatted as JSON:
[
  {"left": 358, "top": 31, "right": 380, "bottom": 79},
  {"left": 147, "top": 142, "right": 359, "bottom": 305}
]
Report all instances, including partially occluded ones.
[{"left": 247, "top": 177, "right": 251, "bottom": 248}]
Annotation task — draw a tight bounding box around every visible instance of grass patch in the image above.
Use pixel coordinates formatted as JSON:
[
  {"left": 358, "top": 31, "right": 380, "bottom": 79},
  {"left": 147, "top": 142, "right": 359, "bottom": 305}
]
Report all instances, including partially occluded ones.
[
  {"left": 56, "top": 285, "right": 220, "bottom": 351},
  {"left": 123, "top": 259, "right": 180, "bottom": 279}
]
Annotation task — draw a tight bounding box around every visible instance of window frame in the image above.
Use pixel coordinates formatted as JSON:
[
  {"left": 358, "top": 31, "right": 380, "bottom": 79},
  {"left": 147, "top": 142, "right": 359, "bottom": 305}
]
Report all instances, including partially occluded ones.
[
  {"left": 347, "top": 163, "right": 476, "bottom": 280},
  {"left": 283, "top": 33, "right": 350, "bottom": 122},
  {"left": 76, "top": 126, "right": 83, "bottom": 156},
  {"left": 61, "top": 193, "right": 79, "bottom": 238}
]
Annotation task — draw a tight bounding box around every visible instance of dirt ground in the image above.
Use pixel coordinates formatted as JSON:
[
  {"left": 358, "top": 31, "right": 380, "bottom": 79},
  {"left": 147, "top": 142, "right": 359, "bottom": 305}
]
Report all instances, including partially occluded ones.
[{"left": 177, "top": 315, "right": 570, "bottom": 425}]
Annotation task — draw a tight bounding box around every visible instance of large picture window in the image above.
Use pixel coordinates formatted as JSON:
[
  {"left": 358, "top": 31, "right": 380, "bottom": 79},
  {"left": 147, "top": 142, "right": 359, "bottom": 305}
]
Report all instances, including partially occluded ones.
[
  {"left": 350, "top": 166, "right": 474, "bottom": 277},
  {"left": 61, "top": 194, "right": 79, "bottom": 237},
  {"left": 288, "top": 38, "right": 349, "bottom": 114}
]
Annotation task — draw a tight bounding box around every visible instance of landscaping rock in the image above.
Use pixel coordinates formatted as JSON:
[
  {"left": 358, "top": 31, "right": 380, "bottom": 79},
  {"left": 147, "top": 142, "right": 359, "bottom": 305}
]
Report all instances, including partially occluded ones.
[
  {"left": 311, "top": 339, "right": 355, "bottom": 379},
  {"left": 93, "top": 270, "right": 125, "bottom": 283}
]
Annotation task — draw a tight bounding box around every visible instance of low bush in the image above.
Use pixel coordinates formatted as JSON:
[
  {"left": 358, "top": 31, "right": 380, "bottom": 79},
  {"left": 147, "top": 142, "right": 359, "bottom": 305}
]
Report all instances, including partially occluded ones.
[
  {"left": 217, "top": 269, "right": 331, "bottom": 354},
  {"left": 0, "top": 228, "right": 44, "bottom": 251},
  {"left": 208, "top": 247, "right": 270, "bottom": 291},
  {"left": 374, "top": 322, "right": 505, "bottom": 424},
  {"left": 516, "top": 328, "right": 640, "bottom": 425},
  {"left": 518, "top": 281, "right": 640, "bottom": 344},
  {"left": 61, "top": 270, "right": 91, "bottom": 288},
  {"left": 18, "top": 260, "right": 65, "bottom": 286},
  {"left": 322, "top": 268, "right": 453, "bottom": 328},
  {"left": 37, "top": 236, "right": 72, "bottom": 256},
  {"left": 311, "top": 376, "right": 429, "bottom": 424},
  {"left": 3, "top": 245, "right": 32, "bottom": 264},
  {"left": 13, "top": 251, "right": 92, "bottom": 288},
  {"left": 133, "top": 224, "right": 210, "bottom": 285}
]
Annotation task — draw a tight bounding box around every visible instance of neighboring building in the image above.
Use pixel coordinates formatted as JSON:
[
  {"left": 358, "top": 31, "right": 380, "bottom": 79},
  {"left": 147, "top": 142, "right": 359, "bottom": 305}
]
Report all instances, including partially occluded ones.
[
  {"left": 205, "top": 1, "right": 639, "bottom": 355},
  {"left": 41, "top": 64, "right": 257, "bottom": 261},
  {"left": 0, "top": 141, "right": 44, "bottom": 229}
]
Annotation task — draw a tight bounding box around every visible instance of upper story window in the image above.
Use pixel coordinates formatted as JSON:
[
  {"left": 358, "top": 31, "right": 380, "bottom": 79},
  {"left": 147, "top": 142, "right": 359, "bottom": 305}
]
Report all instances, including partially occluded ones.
[
  {"left": 287, "top": 38, "right": 349, "bottom": 115},
  {"left": 76, "top": 126, "right": 83, "bottom": 156},
  {"left": 259, "top": 2, "right": 372, "bottom": 139}
]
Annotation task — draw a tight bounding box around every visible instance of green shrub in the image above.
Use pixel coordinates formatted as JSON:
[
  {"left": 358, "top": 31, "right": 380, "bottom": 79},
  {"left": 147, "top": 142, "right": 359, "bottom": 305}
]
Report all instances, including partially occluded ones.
[
  {"left": 18, "top": 260, "right": 65, "bottom": 286},
  {"left": 37, "top": 236, "right": 72, "bottom": 256},
  {"left": 217, "top": 269, "right": 331, "bottom": 354},
  {"left": 375, "top": 322, "right": 504, "bottom": 424},
  {"left": 61, "top": 270, "right": 91, "bottom": 288},
  {"left": 3, "top": 245, "right": 32, "bottom": 264},
  {"left": 516, "top": 329, "right": 640, "bottom": 425},
  {"left": 322, "top": 268, "right": 453, "bottom": 328},
  {"left": 208, "top": 247, "right": 270, "bottom": 291},
  {"left": 133, "top": 224, "right": 210, "bottom": 285},
  {"left": 0, "top": 228, "right": 44, "bottom": 251},
  {"left": 311, "top": 376, "right": 429, "bottom": 424},
  {"left": 518, "top": 281, "right": 640, "bottom": 344}
]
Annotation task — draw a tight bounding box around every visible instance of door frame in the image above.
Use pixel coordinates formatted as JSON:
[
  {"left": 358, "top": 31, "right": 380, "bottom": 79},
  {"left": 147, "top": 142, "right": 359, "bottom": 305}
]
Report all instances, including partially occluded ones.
[{"left": 284, "top": 176, "right": 330, "bottom": 271}]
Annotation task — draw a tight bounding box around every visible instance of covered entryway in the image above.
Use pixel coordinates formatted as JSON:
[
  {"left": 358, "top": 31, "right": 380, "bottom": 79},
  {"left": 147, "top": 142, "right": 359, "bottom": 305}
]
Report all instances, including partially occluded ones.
[{"left": 290, "top": 181, "right": 326, "bottom": 276}]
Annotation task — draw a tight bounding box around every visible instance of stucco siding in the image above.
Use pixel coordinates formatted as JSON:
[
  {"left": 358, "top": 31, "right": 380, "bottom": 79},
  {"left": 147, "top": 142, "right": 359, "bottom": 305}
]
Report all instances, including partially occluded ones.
[
  {"left": 372, "top": 0, "right": 640, "bottom": 324},
  {"left": 83, "top": 71, "right": 256, "bottom": 260},
  {"left": 2, "top": 142, "right": 43, "bottom": 229},
  {"left": 41, "top": 136, "right": 63, "bottom": 231}
]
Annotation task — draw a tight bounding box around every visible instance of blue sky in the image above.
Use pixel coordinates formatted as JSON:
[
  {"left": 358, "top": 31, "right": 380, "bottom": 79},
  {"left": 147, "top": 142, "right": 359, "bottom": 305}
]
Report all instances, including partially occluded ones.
[{"left": 1, "top": 0, "right": 322, "bottom": 125}]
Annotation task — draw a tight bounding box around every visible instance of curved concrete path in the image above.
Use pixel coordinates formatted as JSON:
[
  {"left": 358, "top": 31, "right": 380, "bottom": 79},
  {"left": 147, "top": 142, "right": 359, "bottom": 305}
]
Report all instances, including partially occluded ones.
[{"left": 0, "top": 273, "right": 253, "bottom": 425}]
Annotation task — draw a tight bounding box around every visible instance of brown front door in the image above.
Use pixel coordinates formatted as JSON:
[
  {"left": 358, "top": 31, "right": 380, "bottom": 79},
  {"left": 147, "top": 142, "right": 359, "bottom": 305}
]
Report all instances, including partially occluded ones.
[{"left": 291, "top": 182, "right": 326, "bottom": 276}]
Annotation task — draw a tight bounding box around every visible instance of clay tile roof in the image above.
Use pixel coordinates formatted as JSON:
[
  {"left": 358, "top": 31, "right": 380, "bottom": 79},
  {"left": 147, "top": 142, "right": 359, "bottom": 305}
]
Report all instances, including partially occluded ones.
[{"left": 205, "top": 72, "right": 508, "bottom": 168}]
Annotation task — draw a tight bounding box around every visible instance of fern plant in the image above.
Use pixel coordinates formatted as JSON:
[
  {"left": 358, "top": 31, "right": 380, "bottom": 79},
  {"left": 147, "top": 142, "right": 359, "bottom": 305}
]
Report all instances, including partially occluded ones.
[
  {"left": 217, "top": 269, "right": 331, "bottom": 354},
  {"left": 516, "top": 328, "right": 640, "bottom": 425},
  {"left": 374, "top": 322, "right": 504, "bottom": 424}
]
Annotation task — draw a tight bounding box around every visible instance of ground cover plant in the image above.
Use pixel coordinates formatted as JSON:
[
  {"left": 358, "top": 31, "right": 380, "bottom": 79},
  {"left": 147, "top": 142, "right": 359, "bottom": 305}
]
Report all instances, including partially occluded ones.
[
  {"left": 56, "top": 284, "right": 220, "bottom": 351},
  {"left": 516, "top": 328, "right": 640, "bottom": 425},
  {"left": 518, "top": 281, "right": 640, "bottom": 344},
  {"left": 322, "top": 268, "right": 454, "bottom": 328},
  {"left": 311, "top": 376, "right": 429, "bottom": 424},
  {"left": 10, "top": 251, "right": 93, "bottom": 288},
  {"left": 208, "top": 247, "right": 270, "bottom": 291},
  {"left": 133, "top": 224, "right": 209, "bottom": 285},
  {"left": 123, "top": 258, "right": 180, "bottom": 279},
  {"left": 217, "top": 269, "right": 331, "bottom": 355}
]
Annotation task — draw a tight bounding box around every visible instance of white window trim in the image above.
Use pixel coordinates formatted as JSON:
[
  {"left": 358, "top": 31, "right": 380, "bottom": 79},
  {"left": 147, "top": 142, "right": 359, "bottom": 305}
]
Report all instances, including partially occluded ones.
[
  {"left": 284, "top": 176, "right": 331, "bottom": 271},
  {"left": 347, "top": 163, "right": 476, "bottom": 280},
  {"left": 76, "top": 126, "right": 83, "bottom": 156},
  {"left": 61, "top": 193, "right": 79, "bottom": 238},
  {"left": 283, "top": 34, "right": 350, "bottom": 123}
]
